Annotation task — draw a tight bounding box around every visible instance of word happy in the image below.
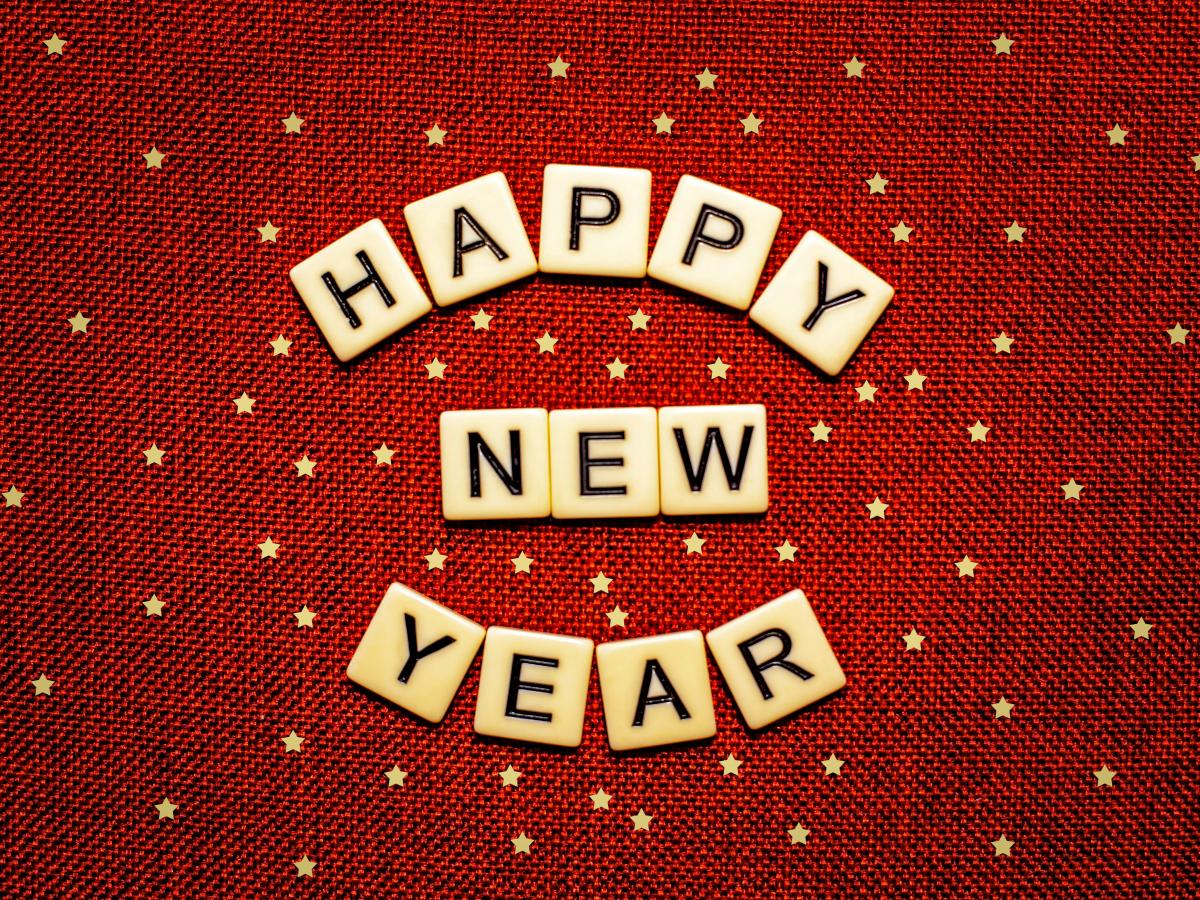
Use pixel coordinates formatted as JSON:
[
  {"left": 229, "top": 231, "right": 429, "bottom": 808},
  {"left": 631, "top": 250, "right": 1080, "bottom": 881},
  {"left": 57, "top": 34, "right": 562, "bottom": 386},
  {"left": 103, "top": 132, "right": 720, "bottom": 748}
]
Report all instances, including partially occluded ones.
[{"left": 348, "top": 582, "right": 846, "bottom": 750}]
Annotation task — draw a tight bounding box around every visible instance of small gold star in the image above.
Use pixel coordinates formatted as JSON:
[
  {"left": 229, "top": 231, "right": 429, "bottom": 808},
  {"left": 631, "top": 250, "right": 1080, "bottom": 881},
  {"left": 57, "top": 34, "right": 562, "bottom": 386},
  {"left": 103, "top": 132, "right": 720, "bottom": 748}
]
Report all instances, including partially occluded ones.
[
  {"left": 590, "top": 572, "right": 613, "bottom": 593},
  {"left": 373, "top": 443, "right": 395, "bottom": 466},
  {"left": 470, "top": 308, "right": 493, "bottom": 330},
  {"left": 4, "top": 486, "right": 26, "bottom": 508},
  {"left": 424, "top": 357, "right": 447, "bottom": 379},
  {"left": 256, "top": 221, "right": 280, "bottom": 243},
  {"left": 739, "top": 112, "right": 763, "bottom": 135},
  {"left": 233, "top": 392, "right": 256, "bottom": 414},
  {"left": 499, "top": 765, "right": 522, "bottom": 787},
  {"left": 142, "top": 443, "right": 165, "bottom": 466},
  {"left": 68, "top": 311, "right": 91, "bottom": 334},
  {"left": 294, "top": 606, "right": 316, "bottom": 628},
  {"left": 547, "top": 55, "right": 570, "bottom": 78},
  {"left": 991, "top": 697, "right": 1013, "bottom": 719},
  {"left": 294, "top": 454, "right": 316, "bottom": 477},
  {"left": 282, "top": 112, "right": 304, "bottom": 134},
  {"left": 1061, "top": 478, "right": 1083, "bottom": 500},
  {"left": 991, "top": 835, "right": 1014, "bottom": 857},
  {"left": 968, "top": 420, "right": 991, "bottom": 442},
  {"left": 1093, "top": 765, "right": 1116, "bottom": 787},
  {"left": 855, "top": 381, "right": 877, "bottom": 402},
  {"left": 511, "top": 833, "right": 534, "bottom": 854},
  {"left": 142, "top": 148, "right": 165, "bottom": 169},
  {"left": 1003, "top": 221, "right": 1027, "bottom": 243},
  {"left": 143, "top": 594, "right": 165, "bottom": 617},
  {"left": 866, "top": 496, "right": 889, "bottom": 519},
  {"left": 821, "top": 753, "right": 844, "bottom": 776},
  {"left": 424, "top": 124, "right": 447, "bottom": 146},
  {"left": 991, "top": 33, "right": 1014, "bottom": 54},
  {"left": 294, "top": 855, "right": 315, "bottom": 877},
  {"left": 154, "top": 798, "right": 178, "bottom": 820},
  {"left": 787, "top": 823, "right": 810, "bottom": 845},
  {"left": 606, "top": 357, "right": 629, "bottom": 379},
  {"left": 1167, "top": 323, "right": 1190, "bottom": 345},
  {"left": 720, "top": 753, "right": 743, "bottom": 776},
  {"left": 282, "top": 730, "right": 304, "bottom": 752},
  {"left": 628, "top": 308, "right": 651, "bottom": 331},
  {"left": 270, "top": 334, "right": 292, "bottom": 355},
  {"left": 257, "top": 537, "right": 280, "bottom": 559},
  {"left": 865, "top": 171, "right": 889, "bottom": 194},
  {"left": 956, "top": 555, "right": 978, "bottom": 577},
  {"left": 904, "top": 369, "right": 927, "bottom": 390},
  {"left": 992, "top": 332, "right": 1014, "bottom": 353},
  {"left": 652, "top": 111, "right": 675, "bottom": 134},
  {"left": 511, "top": 551, "right": 534, "bottom": 574},
  {"left": 424, "top": 548, "right": 447, "bottom": 570},
  {"left": 707, "top": 358, "right": 731, "bottom": 379},
  {"left": 1130, "top": 617, "right": 1153, "bottom": 639},
  {"left": 43, "top": 34, "right": 66, "bottom": 56},
  {"left": 695, "top": 68, "right": 717, "bottom": 90},
  {"left": 903, "top": 628, "right": 925, "bottom": 651},
  {"left": 1191, "top": 153, "right": 1200, "bottom": 172},
  {"left": 536, "top": 332, "right": 559, "bottom": 353},
  {"left": 606, "top": 605, "right": 628, "bottom": 628},
  {"left": 386, "top": 765, "right": 407, "bottom": 787},
  {"left": 810, "top": 421, "right": 832, "bottom": 442},
  {"left": 890, "top": 221, "right": 913, "bottom": 243},
  {"left": 590, "top": 788, "right": 612, "bottom": 810},
  {"left": 31, "top": 673, "right": 54, "bottom": 696},
  {"left": 775, "top": 540, "right": 797, "bottom": 562},
  {"left": 1106, "top": 124, "right": 1128, "bottom": 146},
  {"left": 683, "top": 532, "right": 706, "bottom": 555},
  {"left": 631, "top": 809, "right": 653, "bottom": 831},
  {"left": 843, "top": 56, "right": 865, "bottom": 77}
]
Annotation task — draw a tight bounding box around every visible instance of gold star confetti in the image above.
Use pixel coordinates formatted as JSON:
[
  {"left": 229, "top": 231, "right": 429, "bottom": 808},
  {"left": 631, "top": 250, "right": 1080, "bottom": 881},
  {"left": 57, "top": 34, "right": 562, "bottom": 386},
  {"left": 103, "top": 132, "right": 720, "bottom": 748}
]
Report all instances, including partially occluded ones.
[
  {"left": 31, "top": 674, "right": 54, "bottom": 696},
  {"left": 256, "top": 221, "right": 280, "bottom": 243},
  {"left": 1061, "top": 478, "right": 1083, "bottom": 500},
  {"left": 843, "top": 56, "right": 865, "bottom": 77},
  {"left": 424, "top": 357, "right": 447, "bottom": 379},
  {"left": 4, "top": 486, "right": 26, "bottom": 508},
  {"left": 1003, "top": 221, "right": 1027, "bottom": 243},
  {"left": 43, "top": 34, "right": 66, "bottom": 56},
  {"left": 904, "top": 369, "right": 927, "bottom": 390},
  {"left": 590, "top": 572, "right": 613, "bottom": 593},
  {"left": 628, "top": 308, "right": 651, "bottom": 331},
  {"left": 269, "top": 334, "right": 292, "bottom": 355},
  {"left": 1191, "top": 153, "right": 1200, "bottom": 171},
  {"left": 810, "top": 420, "right": 832, "bottom": 442},
  {"left": 707, "top": 358, "right": 730, "bottom": 379},
  {"left": 386, "top": 765, "right": 407, "bottom": 787},
  {"left": 294, "top": 606, "right": 316, "bottom": 628},
  {"left": 257, "top": 537, "right": 280, "bottom": 559},
  {"left": 956, "top": 555, "right": 978, "bottom": 577},
  {"left": 903, "top": 628, "right": 925, "bottom": 651},
  {"left": 282, "top": 112, "right": 304, "bottom": 134},
  {"left": 373, "top": 443, "right": 395, "bottom": 466},
  {"left": 424, "top": 548, "right": 447, "bottom": 570},
  {"left": 1130, "top": 617, "right": 1153, "bottom": 639},
  {"left": 294, "top": 454, "right": 316, "bottom": 477},
  {"left": 68, "top": 311, "right": 91, "bottom": 334},
  {"left": 630, "top": 809, "right": 653, "bottom": 831},
  {"left": 991, "top": 697, "right": 1014, "bottom": 719},
  {"left": 720, "top": 753, "right": 743, "bottom": 776},
  {"left": 775, "top": 540, "right": 797, "bottom": 562},
  {"left": 695, "top": 68, "right": 717, "bottom": 89},
  {"left": 606, "top": 357, "right": 629, "bottom": 379},
  {"left": 652, "top": 112, "right": 675, "bottom": 134},
  {"left": 499, "top": 765, "right": 522, "bottom": 787},
  {"left": 1094, "top": 765, "right": 1116, "bottom": 787},
  {"left": 154, "top": 798, "right": 178, "bottom": 820},
  {"left": 511, "top": 833, "right": 534, "bottom": 854},
  {"left": 511, "top": 552, "right": 534, "bottom": 574},
  {"left": 683, "top": 532, "right": 706, "bottom": 555},
  {"left": 282, "top": 730, "right": 305, "bottom": 752},
  {"left": 143, "top": 594, "right": 165, "bottom": 617},
  {"left": 866, "top": 497, "right": 889, "bottom": 519},
  {"left": 1106, "top": 124, "right": 1128, "bottom": 146},
  {"left": 787, "top": 823, "right": 810, "bottom": 845},
  {"left": 968, "top": 420, "right": 991, "bottom": 442},
  {"left": 991, "top": 835, "right": 1014, "bottom": 857},
  {"left": 424, "top": 124, "right": 447, "bottom": 146},
  {"left": 855, "top": 381, "right": 877, "bottom": 402},
  {"left": 1167, "top": 323, "right": 1189, "bottom": 345},
  {"left": 233, "top": 392, "right": 256, "bottom": 414},
  {"left": 470, "top": 308, "right": 493, "bottom": 330},
  {"left": 991, "top": 33, "right": 1014, "bottom": 54},
  {"left": 821, "top": 753, "right": 844, "bottom": 776},
  {"left": 142, "top": 443, "right": 165, "bottom": 466},
  {"left": 536, "top": 332, "right": 559, "bottom": 353},
  {"left": 866, "top": 172, "right": 889, "bottom": 194},
  {"left": 294, "top": 855, "right": 316, "bottom": 877},
  {"left": 606, "top": 605, "right": 628, "bottom": 628},
  {"left": 590, "top": 788, "right": 612, "bottom": 810},
  {"left": 547, "top": 55, "right": 570, "bottom": 77},
  {"left": 992, "top": 332, "right": 1014, "bottom": 353},
  {"left": 142, "top": 148, "right": 165, "bottom": 169},
  {"left": 890, "top": 221, "right": 913, "bottom": 243},
  {"left": 739, "top": 112, "right": 763, "bottom": 134}
]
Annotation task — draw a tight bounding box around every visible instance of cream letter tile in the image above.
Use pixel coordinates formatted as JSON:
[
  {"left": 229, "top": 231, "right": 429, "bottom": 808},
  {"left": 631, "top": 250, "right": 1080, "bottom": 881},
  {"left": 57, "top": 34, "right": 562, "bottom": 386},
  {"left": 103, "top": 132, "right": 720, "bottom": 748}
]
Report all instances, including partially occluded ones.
[
  {"left": 549, "top": 407, "right": 660, "bottom": 519},
  {"left": 658, "top": 404, "right": 768, "bottom": 516},
  {"left": 440, "top": 408, "right": 551, "bottom": 520},
  {"left": 538, "top": 164, "right": 652, "bottom": 277}
]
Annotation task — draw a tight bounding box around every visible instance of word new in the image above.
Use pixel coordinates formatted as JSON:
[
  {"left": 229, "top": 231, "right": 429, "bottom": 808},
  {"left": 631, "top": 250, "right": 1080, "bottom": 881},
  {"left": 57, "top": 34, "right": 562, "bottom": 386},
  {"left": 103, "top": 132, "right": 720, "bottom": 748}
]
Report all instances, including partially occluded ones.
[
  {"left": 440, "top": 404, "right": 767, "bottom": 520},
  {"left": 348, "top": 582, "right": 846, "bottom": 750},
  {"left": 289, "top": 166, "right": 895, "bottom": 374}
]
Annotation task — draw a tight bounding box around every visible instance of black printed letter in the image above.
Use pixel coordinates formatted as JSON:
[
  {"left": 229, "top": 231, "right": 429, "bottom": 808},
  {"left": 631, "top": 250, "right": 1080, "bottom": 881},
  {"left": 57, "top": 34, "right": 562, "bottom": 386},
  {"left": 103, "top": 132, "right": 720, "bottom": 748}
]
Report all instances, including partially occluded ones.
[
  {"left": 453, "top": 207, "right": 508, "bottom": 277},
  {"left": 320, "top": 250, "right": 396, "bottom": 329},
  {"left": 468, "top": 431, "right": 522, "bottom": 497},
  {"left": 632, "top": 659, "right": 692, "bottom": 727},
  {"left": 505, "top": 654, "right": 558, "bottom": 722},
  {"left": 737, "top": 629, "right": 813, "bottom": 700},
  {"left": 569, "top": 187, "right": 620, "bottom": 250},
  {"left": 672, "top": 426, "right": 755, "bottom": 492},
  {"left": 803, "top": 261, "right": 865, "bottom": 330},
  {"left": 397, "top": 613, "right": 457, "bottom": 684},
  {"left": 579, "top": 432, "right": 627, "bottom": 496},
  {"left": 682, "top": 204, "right": 744, "bottom": 265}
]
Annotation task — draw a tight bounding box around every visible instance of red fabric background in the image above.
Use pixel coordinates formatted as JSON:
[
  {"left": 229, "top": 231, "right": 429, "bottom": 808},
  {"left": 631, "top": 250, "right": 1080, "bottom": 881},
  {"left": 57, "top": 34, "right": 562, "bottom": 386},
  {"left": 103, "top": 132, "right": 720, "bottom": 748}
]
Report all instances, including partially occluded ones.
[{"left": 3, "top": 1, "right": 1198, "bottom": 895}]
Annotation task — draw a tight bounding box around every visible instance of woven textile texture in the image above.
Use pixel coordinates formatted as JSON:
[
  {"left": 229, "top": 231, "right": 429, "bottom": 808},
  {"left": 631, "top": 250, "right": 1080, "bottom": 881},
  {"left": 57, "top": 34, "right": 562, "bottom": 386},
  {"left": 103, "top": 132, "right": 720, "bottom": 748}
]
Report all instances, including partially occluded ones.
[{"left": 3, "top": 1, "right": 1199, "bottom": 896}]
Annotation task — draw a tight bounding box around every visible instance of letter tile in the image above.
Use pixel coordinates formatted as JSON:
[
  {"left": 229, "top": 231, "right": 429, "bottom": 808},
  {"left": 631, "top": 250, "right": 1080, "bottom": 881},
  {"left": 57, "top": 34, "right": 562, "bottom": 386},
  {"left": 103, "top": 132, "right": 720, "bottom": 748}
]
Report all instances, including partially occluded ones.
[
  {"left": 596, "top": 630, "right": 716, "bottom": 751},
  {"left": 440, "top": 408, "right": 551, "bottom": 520},
  {"left": 646, "top": 175, "right": 782, "bottom": 310},
  {"left": 288, "top": 219, "right": 433, "bottom": 362},
  {"left": 748, "top": 230, "right": 894, "bottom": 375},
  {"left": 548, "top": 407, "right": 659, "bottom": 519},
  {"left": 403, "top": 171, "right": 538, "bottom": 307},
  {"left": 346, "top": 582, "right": 485, "bottom": 723},
  {"left": 705, "top": 590, "right": 845, "bottom": 730},
  {"left": 538, "top": 164, "right": 653, "bottom": 278},
  {"left": 473, "top": 627, "right": 594, "bottom": 748},
  {"left": 658, "top": 404, "right": 768, "bottom": 516}
]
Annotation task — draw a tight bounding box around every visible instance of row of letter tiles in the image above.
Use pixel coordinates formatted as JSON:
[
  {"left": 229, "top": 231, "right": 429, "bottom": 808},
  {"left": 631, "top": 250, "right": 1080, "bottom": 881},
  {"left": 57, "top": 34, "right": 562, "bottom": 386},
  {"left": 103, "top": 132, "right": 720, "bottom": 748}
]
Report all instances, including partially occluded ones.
[
  {"left": 439, "top": 404, "right": 768, "bottom": 521},
  {"left": 345, "top": 583, "right": 846, "bottom": 749},
  {"left": 288, "top": 167, "right": 892, "bottom": 372}
]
